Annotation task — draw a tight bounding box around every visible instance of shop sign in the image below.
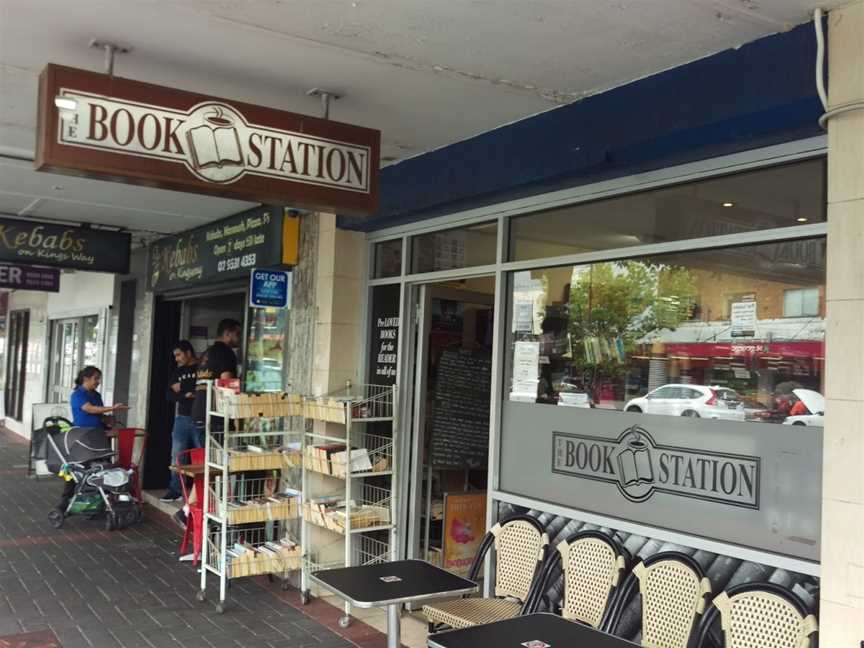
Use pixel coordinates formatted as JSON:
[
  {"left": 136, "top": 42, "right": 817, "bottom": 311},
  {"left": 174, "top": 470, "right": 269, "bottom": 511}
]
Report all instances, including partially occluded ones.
[
  {"left": 552, "top": 426, "right": 760, "bottom": 509},
  {"left": 442, "top": 492, "right": 487, "bottom": 577},
  {"left": 36, "top": 64, "right": 380, "bottom": 215},
  {"left": 149, "top": 205, "right": 284, "bottom": 291},
  {"left": 0, "top": 263, "right": 60, "bottom": 292},
  {"left": 249, "top": 269, "right": 291, "bottom": 308},
  {"left": 0, "top": 216, "right": 130, "bottom": 273},
  {"left": 730, "top": 300, "right": 757, "bottom": 338}
]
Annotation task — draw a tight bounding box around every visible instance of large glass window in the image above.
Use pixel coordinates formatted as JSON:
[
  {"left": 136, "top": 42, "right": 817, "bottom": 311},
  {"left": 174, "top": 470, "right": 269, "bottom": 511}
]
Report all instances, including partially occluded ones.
[
  {"left": 509, "top": 159, "right": 826, "bottom": 262},
  {"left": 411, "top": 221, "right": 497, "bottom": 273},
  {"left": 374, "top": 238, "right": 403, "bottom": 279},
  {"left": 506, "top": 238, "right": 826, "bottom": 425}
]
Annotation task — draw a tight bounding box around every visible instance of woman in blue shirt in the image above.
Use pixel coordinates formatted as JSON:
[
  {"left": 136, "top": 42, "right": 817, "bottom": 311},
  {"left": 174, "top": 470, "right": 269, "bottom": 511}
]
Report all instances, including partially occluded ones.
[{"left": 70, "top": 366, "right": 127, "bottom": 429}]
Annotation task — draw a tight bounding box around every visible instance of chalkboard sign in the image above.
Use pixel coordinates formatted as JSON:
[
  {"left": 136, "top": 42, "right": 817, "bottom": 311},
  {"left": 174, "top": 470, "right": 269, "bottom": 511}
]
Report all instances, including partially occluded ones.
[
  {"left": 369, "top": 285, "right": 400, "bottom": 386},
  {"left": 430, "top": 349, "right": 492, "bottom": 468}
]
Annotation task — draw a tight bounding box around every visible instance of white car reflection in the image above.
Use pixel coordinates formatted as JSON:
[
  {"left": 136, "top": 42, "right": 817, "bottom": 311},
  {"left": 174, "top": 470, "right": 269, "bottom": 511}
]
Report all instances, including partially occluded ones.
[
  {"left": 623, "top": 384, "right": 745, "bottom": 421},
  {"left": 782, "top": 389, "right": 825, "bottom": 427}
]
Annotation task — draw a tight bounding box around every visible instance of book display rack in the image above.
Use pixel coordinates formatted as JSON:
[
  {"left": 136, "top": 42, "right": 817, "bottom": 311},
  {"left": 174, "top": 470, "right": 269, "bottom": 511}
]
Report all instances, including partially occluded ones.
[
  {"left": 196, "top": 382, "right": 304, "bottom": 614},
  {"left": 300, "top": 383, "right": 397, "bottom": 627}
]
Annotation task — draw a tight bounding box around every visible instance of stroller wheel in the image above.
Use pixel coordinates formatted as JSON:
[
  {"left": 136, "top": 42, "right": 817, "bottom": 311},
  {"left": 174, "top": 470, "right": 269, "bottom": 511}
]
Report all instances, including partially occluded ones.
[
  {"left": 136, "top": 507, "right": 144, "bottom": 524},
  {"left": 105, "top": 512, "right": 116, "bottom": 532},
  {"left": 48, "top": 509, "right": 64, "bottom": 529}
]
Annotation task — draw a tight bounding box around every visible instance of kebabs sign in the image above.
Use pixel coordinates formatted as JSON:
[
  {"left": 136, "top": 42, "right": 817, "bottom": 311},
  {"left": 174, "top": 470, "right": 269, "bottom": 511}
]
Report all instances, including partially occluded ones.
[{"left": 36, "top": 65, "right": 380, "bottom": 214}]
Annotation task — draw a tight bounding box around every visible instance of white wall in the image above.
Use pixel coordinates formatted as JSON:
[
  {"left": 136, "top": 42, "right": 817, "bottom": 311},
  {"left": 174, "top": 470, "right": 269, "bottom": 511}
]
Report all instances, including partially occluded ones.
[
  {"left": 47, "top": 271, "right": 115, "bottom": 313},
  {"left": 4, "top": 290, "right": 49, "bottom": 439},
  {"left": 4, "top": 270, "right": 117, "bottom": 440}
]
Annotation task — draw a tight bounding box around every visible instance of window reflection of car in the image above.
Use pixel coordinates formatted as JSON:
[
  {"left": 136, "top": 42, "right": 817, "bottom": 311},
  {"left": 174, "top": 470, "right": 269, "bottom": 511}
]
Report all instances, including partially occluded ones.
[
  {"left": 623, "top": 384, "right": 745, "bottom": 420},
  {"left": 782, "top": 389, "right": 825, "bottom": 427},
  {"left": 555, "top": 378, "right": 593, "bottom": 408}
]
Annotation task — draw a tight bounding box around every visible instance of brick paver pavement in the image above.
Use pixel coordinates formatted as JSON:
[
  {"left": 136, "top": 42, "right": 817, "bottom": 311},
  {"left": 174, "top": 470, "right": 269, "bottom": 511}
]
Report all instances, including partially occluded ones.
[{"left": 0, "top": 427, "right": 384, "bottom": 648}]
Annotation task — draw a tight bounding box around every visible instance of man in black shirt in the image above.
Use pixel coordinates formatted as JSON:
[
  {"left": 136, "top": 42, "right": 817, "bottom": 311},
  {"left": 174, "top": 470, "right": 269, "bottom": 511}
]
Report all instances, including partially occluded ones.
[
  {"left": 191, "top": 318, "right": 241, "bottom": 425},
  {"left": 160, "top": 340, "right": 199, "bottom": 502}
]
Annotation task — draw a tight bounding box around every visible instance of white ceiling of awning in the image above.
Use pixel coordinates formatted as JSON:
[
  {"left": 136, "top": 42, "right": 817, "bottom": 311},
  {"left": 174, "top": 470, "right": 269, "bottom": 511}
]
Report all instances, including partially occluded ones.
[{"left": 0, "top": 0, "right": 842, "bottom": 241}]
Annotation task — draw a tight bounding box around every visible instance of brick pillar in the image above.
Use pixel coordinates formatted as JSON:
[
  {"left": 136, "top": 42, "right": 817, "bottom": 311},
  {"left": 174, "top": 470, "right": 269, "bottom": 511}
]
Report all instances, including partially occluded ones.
[{"left": 821, "top": 3, "right": 864, "bottom": 643}]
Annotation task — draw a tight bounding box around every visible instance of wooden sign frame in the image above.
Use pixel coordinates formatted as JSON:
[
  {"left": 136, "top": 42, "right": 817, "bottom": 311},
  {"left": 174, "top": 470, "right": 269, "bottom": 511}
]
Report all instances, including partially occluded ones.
[{"left": 36, "top": 64, "right": 380, "bottom": 215}]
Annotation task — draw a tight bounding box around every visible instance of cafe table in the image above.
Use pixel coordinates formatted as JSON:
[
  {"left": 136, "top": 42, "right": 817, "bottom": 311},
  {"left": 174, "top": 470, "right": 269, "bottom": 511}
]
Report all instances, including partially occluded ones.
[
  {"left": 427, "top": 613, "right": 638, "bottom": 648},
  {"left": 311, "top": 559, "right": 477, "bottom": 648}
]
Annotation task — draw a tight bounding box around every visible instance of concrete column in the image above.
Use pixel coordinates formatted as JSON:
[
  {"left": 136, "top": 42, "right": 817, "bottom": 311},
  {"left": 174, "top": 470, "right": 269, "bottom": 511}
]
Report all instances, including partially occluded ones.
[
  {"left": 311, "top": 212, "right": 366, "bottom": 396},
  {"left": 821, "top": 3, "right": 864, "bottom": 644}
]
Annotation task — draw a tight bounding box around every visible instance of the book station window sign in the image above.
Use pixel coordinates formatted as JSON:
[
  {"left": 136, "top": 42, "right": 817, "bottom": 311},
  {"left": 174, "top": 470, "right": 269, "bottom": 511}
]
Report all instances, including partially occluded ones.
[
  {"left": 499, "top": 237, "right": 825, "bottom": 560},
  {"left": 552, "top": 427, "right": 759, "bottom": 509},
  {"left": 35, "top": 64, "right": 380, "bottom": 214},
  {"left": 0, "top": 216, "right": 130, "bottom": 273},
  {"left": 149, "top": 206, "right": 285, "bottom": 291}
]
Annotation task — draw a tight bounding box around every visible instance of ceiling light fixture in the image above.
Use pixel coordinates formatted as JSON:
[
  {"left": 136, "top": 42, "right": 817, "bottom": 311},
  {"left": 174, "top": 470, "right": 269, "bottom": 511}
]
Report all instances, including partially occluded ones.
[
  {"left": 722, "top": 202, "right": 734, "bottom": 208},
  {"left": 54, "top": 96, "right": 78, "bottom": 112},
  {"left": 797, "top": 217, "right": 809, "bottom": 222}
]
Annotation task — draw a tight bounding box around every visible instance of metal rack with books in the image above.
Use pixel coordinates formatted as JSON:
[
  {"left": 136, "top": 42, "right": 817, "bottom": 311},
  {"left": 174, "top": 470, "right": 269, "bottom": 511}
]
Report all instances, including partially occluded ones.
[
  {"left": 300, "top": 382, "right": 397, "bottom": 627},
  {"left": 196, "top": 381, "right": 304, "bottom": 614}
]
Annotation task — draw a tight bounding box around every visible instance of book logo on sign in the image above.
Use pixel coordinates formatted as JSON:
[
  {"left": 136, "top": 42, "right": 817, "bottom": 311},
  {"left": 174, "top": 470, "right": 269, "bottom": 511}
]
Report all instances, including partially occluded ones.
[
  {"left": 552, "top": 426, "right": 760, "bottom": 509},
  {"left": 186, "top": 106, "right": 244, "bottom": 181}
]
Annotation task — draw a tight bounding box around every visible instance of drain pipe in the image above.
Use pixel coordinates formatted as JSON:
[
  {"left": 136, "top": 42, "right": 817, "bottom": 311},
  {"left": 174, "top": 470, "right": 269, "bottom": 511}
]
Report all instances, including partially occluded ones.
[{"left": 815, "top": 8, "right": 864, "bottom": 129}]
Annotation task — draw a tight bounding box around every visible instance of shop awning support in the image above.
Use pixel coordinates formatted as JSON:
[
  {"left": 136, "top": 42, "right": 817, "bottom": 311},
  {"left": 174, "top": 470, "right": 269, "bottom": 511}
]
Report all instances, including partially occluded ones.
[
  {"left": 89, "top": 39, "right": 131, "bottom": 78},
  {"left": 306, "top": 88, "right": 341, "bottom": 120}
]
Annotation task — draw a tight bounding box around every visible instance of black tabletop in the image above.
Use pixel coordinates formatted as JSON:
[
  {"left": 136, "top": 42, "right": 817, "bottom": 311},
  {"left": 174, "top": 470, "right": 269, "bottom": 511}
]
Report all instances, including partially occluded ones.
[
  {"left": 311, "top": 559, "right": 476, "bottom": 607},
  {"left": 427, "top": 613, "right": 637, "bottom": 648}
]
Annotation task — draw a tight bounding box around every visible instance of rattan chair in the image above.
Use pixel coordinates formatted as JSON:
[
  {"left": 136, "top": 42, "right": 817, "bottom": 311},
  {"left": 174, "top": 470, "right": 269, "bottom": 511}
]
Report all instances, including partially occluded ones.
[
  {"left": 605, "top": 551, "right": 712, "bottom": 647},
  {"left": 530, "top": 530, "right": 630, "bottom": 629},
  {"left": 692, "top": 583, "right": 818, "bottom": 648},
  {"left": 423, "top": 514, "right": 549, "bottom": 631}
]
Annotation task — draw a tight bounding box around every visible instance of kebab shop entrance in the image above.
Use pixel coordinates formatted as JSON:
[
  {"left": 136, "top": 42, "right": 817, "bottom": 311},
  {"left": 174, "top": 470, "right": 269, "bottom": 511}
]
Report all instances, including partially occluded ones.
[{"left": 141, "top": 205, "right": 298, "bottom": 490}]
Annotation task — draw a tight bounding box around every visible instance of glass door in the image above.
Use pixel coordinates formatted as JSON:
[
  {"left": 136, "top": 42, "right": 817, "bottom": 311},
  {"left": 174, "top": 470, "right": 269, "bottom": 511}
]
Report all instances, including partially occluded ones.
[
  {"left": 405, "top": 279, "right": 495, "bottom": 576},
  {"left": 48, "top": 315, "right": 99, "bottom": 403}
]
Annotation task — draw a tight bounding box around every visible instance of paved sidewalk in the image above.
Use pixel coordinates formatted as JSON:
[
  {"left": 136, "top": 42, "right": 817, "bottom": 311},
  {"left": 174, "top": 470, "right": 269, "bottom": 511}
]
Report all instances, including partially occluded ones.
[{"left": 0, "top": 427, "right": 389, "bottom": 648}]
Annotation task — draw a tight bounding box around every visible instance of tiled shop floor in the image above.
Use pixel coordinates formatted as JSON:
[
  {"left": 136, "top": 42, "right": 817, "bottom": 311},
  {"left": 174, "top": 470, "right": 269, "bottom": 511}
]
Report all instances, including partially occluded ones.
[{"left": 0, "top": 428, "right": 392, "bottom": 648}]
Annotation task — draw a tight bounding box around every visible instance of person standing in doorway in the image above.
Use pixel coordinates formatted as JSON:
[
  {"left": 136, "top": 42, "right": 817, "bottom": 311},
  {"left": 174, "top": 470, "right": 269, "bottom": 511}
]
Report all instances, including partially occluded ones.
[
  {"left": 160, "top": 341, "right": 199, "bottom": 503},
  {"left": 176, "top": 319, "right": 241, "bottom": 527}
]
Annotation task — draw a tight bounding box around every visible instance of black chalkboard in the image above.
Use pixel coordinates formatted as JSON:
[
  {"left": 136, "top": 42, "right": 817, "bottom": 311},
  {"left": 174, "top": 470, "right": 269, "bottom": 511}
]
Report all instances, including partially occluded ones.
[{"left": 430, "top": 349, "right": 491, "bottom": 468}]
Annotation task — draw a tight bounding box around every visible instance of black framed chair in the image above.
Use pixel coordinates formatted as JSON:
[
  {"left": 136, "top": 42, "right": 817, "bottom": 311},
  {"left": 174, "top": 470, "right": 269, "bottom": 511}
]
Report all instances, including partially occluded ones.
[
  {"left": 529, "top": 529, "right": 630, "bottom": 629},
  {"left": 423, "top": 514, "right": 549, "bottom": 631},
  {"left": 692, "top": 582, "right": 818, "bottom": 648},
  {"left": 605, "top": 551, "right": 712, "bottom": 647}
]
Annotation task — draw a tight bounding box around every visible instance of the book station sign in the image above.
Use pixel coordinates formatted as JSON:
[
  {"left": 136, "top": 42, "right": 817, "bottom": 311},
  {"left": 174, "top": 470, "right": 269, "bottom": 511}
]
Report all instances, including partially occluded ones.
[
  {"left": 36, "top": 64, "right": 380, "bottom": 214},
  {"left": 0, "top": 216, "right": 130, "bottom": 273},
  {"left": 552, "top": 426, "right": 760, "bottom": 509},
  {"left": 149, "top": 206, "right": 284, "bottom": 291}
]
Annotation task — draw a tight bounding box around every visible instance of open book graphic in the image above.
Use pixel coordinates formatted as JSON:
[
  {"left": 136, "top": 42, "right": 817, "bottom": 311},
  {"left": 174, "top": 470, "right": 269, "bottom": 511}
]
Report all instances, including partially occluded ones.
[
  {"left": 187, "top": 115, "right": 243, "bottom": 170},
  {"left": 617, "top": 440, "right": 654, "bottom": 486}
]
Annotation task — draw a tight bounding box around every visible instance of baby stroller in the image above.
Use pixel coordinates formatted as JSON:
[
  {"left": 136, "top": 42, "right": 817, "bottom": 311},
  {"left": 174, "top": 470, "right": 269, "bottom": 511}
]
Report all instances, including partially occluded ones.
[{"left": 44, "top": 425, "right": 142, "bottom": 530}]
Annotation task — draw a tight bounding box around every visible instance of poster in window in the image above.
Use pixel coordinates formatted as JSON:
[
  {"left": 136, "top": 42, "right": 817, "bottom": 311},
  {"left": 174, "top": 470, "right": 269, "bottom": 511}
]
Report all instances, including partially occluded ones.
[{"left": 442, "top": 492, "right": 487, "bottom": 577}]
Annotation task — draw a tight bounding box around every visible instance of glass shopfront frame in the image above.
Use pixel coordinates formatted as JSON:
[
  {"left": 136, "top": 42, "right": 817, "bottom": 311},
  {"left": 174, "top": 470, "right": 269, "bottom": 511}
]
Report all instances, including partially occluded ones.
[{"left": 364, "top": 136, "right": 827, "bottom": 577}]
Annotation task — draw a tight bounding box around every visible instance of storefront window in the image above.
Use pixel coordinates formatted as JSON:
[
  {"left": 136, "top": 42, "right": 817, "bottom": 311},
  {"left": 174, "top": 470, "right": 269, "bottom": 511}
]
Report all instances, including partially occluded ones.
[
  {"left": 411, "top": 221, "right": 497, "bottom": 273},
  {"left": 508, "top": 159, "right": 826, "bottom": 262},
  {"left": 506, "top": 238, "right": 826, "bottom": 425},
  {"left": 374, "top": 238, "right": 403, "bottom": 278}
]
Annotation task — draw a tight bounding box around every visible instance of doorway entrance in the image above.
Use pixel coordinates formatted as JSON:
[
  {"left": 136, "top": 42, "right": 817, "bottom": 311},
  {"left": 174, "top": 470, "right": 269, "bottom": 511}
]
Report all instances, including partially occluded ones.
[
  {"left": 143, "top": 290, "right": 246, "bottom": 491},
  {"left": 47, "top": 314, "right": 100, "bottom": 403},
  {"left": 405, "top": 277, "right": 495, "bottom": 577}
]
